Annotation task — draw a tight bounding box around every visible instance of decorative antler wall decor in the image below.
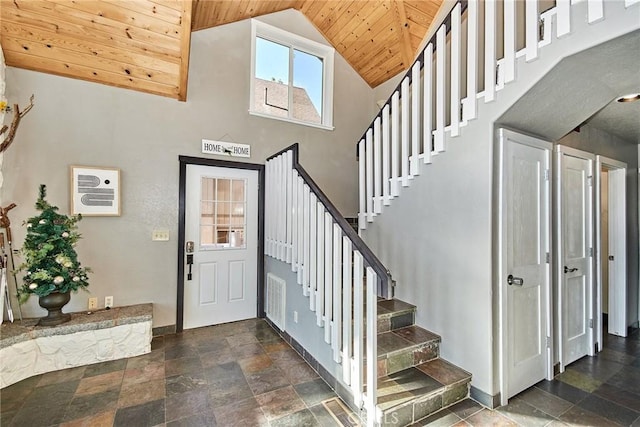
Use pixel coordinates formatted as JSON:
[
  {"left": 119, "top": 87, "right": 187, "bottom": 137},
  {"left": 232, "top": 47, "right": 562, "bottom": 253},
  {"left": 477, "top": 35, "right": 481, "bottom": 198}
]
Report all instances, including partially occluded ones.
[
  {"left": 0, "top": 94, "right": 35, "bottom": 153},
  {"left": 0, "top": 203, "right": 16, "bottom": 243}
]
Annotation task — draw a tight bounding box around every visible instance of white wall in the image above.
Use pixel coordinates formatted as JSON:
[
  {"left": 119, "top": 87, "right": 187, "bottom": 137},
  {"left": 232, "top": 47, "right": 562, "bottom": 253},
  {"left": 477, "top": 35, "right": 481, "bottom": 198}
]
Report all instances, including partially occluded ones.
[
  {"left": 362, "top": 117, "right": 495, "bottom": 396},
  {"left": 0, "top": 9, "right": 374, "bottom": 327}
]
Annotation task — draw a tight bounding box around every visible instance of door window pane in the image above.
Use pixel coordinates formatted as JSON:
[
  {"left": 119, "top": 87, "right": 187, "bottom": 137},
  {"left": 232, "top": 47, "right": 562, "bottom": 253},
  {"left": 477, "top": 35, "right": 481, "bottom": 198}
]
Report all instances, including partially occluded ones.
[
  {"left": 200, "top": 177, "right": 247, "bottom": 249},
  {"left": 232, "top": 180, "right": 245, "bottom": 201}
]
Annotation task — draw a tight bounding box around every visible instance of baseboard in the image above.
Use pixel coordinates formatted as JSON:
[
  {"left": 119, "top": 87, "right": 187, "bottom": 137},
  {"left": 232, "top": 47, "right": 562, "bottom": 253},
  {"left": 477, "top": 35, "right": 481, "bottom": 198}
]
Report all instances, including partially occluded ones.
[
  {"left": 152, "top": 324, "right": 176, "bottom": 336},
  {"left": 470, "top": 386, "right": 501, "bottom": 409}
]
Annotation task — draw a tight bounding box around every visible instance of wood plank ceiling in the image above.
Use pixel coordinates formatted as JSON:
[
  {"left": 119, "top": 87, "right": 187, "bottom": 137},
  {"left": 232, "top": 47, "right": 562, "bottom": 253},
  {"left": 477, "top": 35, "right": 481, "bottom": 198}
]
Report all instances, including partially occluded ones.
[
  {"left": 0, "top": 0, "right": 443, "bottom": 100},
  {"left": 1, "top": 0, "right": 192, "bottom": 100},
  {"left": 192, "top": 0, "right": 444, "bottom": 88}
]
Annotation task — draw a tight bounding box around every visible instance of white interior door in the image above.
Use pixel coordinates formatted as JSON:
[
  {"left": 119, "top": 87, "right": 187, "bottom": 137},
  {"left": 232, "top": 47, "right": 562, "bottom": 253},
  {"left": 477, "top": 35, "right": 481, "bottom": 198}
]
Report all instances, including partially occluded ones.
[
  {"left": 557, "top": 146, "right": 594, "bottom": 368},
  {"left": 184, "top": 164, "right": 258, "bottom": 329},
  {"left": 500, "top": 129, "right": 552, "bottom": 402},
  {"left": 607, "top": 166, "right": 627, "bottom": 337}
]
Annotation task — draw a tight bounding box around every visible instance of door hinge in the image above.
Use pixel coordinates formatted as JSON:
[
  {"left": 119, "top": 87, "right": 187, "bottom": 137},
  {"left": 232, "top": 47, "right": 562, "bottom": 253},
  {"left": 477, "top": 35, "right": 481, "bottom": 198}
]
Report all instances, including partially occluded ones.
[
  {"left": 544, "top": 169, "right": 550, "bottom": 181},
  {"left": 546, "top": 252, "right": 550, "bottom": 264},
  {"left": 539, "top": 19, "right": 545, "bottom": 41},
  {"left": 589, "top": 247, "right": 594, "bottom": 257},
  {"left": 587, "top": 175, "right": 593, "bottom": 186},
  {"left": 546, "top": 336, "right": 551, "bottom": 348},
  {"left": 589, "top": 318, "right": 594, "bottom": 328}
]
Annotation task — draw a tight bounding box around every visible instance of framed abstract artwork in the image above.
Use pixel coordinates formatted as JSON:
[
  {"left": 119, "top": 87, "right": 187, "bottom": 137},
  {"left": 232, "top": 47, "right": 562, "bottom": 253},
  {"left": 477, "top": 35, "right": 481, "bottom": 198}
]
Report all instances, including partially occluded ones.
[{"left": 70, "top": 166, "right": 121, "bottom": 216}]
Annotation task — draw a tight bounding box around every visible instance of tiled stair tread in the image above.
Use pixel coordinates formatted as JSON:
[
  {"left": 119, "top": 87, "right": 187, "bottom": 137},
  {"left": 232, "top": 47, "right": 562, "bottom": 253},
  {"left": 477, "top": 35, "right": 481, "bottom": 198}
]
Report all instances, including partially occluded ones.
[
  {"left": 415, "top": 359, "right": 471, "bottom": 387},
  {"left": 377, "top": 326, "right": 440, "bottom": 357},
  {"left": 375, "top": 359, "right": 472, "bottom": 411},
  {"left": 392, "top": 326, "right": 440, "bottom": 346},
  {"left": 377, "top": 299, "right": 416, "bottom": 316}
]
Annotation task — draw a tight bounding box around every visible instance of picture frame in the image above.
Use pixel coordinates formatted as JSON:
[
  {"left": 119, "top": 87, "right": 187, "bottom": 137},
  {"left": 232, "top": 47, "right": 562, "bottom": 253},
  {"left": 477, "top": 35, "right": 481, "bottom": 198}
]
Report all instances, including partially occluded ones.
[{"left": 70, "top": 166, "right": 121, "bottom": 216}]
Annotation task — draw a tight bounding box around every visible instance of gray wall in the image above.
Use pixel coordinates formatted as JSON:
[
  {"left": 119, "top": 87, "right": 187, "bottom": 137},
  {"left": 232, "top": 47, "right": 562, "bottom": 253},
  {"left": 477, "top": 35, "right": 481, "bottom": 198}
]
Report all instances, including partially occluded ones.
[
  {"left": 558, "top": 125, "right": 640, "bottom": 328},
  {"left": 0, "top": 9, "right": 374, "bottom": 326}
]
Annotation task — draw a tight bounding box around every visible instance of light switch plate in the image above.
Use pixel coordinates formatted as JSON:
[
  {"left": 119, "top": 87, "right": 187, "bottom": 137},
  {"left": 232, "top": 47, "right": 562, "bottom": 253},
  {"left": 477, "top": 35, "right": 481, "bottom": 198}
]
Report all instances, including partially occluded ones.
[{"left": 152, "top": 230, "right": 170, "bottom": 241}]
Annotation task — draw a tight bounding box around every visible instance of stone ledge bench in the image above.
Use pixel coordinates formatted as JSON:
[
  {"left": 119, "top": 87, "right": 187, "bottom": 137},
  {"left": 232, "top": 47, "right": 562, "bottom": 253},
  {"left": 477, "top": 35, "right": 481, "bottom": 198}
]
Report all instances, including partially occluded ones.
[{"left": 0, "top": 303, "right": 152, "bottom": 388}]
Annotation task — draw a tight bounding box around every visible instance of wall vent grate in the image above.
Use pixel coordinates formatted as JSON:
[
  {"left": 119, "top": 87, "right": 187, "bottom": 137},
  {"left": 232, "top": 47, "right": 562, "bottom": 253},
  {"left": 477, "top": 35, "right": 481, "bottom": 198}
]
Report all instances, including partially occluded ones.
[{"left": 266, "top": 273, "right": 286, "bottom": 331}]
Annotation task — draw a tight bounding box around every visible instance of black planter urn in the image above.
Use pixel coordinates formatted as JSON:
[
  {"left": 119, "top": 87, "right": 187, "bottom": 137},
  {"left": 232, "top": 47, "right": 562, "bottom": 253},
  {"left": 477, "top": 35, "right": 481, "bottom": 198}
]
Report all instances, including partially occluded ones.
[{"left": 37, "top": 291, "right": 72, "bottom": 326}]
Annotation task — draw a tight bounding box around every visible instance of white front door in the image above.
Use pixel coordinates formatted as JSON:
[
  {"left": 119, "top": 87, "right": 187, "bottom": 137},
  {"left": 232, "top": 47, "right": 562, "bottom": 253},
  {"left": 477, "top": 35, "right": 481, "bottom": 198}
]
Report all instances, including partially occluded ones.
[
  {"left": 557, "top": 146, "right": 594, "bottom": 368},
  {"left": 184, "top": 164, "right": 258, "bottom": 329},
  {"left": 499, "top": 129, "right": 552, "bottom": 402}
]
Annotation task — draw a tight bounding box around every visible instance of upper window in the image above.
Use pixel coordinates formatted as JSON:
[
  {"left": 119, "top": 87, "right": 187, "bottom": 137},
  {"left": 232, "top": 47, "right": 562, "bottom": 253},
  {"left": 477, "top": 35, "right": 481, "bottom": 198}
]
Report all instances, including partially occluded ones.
[{"left": 250, "top": 20, "right": 334, "bottom": 130}]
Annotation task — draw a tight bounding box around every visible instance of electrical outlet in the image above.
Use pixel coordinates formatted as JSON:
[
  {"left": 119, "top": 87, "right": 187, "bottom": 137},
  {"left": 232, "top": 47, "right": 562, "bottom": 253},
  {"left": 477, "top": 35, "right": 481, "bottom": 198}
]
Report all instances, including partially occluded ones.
[
  {"left": 105, "top": 296, "right": 114, "bottom": 308},
  {"left": 88, "top": 297, "right": 98, "bottom": 310},
  {"left": 152, "top": 230, "right": 170, "bottom": 241}
]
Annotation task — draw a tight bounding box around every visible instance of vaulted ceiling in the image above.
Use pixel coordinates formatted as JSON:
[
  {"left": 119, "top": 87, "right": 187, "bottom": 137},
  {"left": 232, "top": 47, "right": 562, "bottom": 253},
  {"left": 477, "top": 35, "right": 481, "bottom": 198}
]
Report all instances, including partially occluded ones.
[
  {"left": 0, "top": 0, "right": 444, "bottom": 101},
  {"left": 191, "top": 1, "right": 444, "bottom": 87}
]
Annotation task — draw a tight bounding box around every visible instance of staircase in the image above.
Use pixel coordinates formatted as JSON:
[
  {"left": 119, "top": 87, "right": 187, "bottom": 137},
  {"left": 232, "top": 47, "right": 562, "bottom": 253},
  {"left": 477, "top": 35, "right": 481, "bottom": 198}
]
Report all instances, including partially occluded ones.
[
  {"left": 265, "top": 145, "right": 471, "bottom": 426},
  {"left": 263, "top": 3, "right": 638, "bottom": 425},
  {"left": 371, "top": 298, "right": 471, "bottom": 426}
]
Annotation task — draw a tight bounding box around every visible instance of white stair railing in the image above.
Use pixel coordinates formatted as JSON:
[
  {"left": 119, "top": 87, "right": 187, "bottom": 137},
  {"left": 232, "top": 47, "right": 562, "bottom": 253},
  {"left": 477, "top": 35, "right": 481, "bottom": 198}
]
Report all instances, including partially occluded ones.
[
  {"left": 358, "top": 0, "right": 631, "bottom": 229},
  {"left": 265, "top": 144, "right": 390, "bottom": 426}
]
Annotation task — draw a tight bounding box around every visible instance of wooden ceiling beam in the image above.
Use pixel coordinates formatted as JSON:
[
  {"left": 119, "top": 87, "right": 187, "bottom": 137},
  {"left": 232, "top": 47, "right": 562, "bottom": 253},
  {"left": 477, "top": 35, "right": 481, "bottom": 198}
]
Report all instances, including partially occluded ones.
[
  {"left": 177, "top": 0, "right": 192, "bottom": 101},
  {"left": 392, "top": 0, "right": 414, "bottom": 70}
]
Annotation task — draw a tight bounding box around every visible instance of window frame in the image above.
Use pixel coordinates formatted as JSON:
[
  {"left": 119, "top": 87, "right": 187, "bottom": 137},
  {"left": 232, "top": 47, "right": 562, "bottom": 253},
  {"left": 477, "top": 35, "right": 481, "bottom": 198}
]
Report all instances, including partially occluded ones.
[{"left": 250, "top": 19, "right": 334, "bottom": 130}]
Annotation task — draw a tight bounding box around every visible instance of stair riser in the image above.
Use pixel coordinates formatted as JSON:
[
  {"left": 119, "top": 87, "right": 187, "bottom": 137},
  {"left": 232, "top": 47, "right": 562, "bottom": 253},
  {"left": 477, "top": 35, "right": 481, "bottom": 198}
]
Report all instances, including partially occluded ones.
[
  {"left": 377, "top": 310, "right": 415, "bottom": 333},
  {"left": 380, "top": 381, "right": 470, "bottom": 427},
  {"left": 378, "top": 341, "right": 439, "bottom": 377}
]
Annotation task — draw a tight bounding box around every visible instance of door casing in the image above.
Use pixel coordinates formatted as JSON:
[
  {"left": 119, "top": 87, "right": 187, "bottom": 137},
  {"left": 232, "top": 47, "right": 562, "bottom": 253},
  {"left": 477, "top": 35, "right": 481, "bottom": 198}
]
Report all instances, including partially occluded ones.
[
  {"left": 595, "top": 155, "right": 627, "bottom": 340},
  {"left": 177, "top": 156, "right": 265, "bottom": 332}
]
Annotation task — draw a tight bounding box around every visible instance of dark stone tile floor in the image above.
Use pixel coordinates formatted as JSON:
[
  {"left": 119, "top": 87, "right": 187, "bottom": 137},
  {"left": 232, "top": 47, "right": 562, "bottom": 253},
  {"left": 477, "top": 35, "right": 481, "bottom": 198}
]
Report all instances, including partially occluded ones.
[
  {"left": 1, "top": 319, "right": 638, "bottom": 426},
  {"left": 413, "top": 328, "right": 640, "bottom": 426},
  {"left": 0, "top": 319, "right": 358, "bottom": 427}
]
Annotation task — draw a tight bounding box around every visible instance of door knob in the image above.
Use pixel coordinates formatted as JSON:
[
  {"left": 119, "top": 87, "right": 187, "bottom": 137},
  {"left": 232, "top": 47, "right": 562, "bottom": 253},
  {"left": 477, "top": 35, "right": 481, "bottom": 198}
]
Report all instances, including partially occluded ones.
[
  {"left": 564, "top": 266, "right": 578, "bottom": 273},
  {"left": 507, "top": 274, "right": 524, "bottom": 286},
  {"left": 608, "top": 255, "right": 614, "bottom": 261}
]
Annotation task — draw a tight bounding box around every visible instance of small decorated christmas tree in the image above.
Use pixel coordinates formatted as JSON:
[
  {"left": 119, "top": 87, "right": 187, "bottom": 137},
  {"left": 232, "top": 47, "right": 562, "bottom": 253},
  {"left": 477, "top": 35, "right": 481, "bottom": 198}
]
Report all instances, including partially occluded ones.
[{"left": 18, "top": 185, "right": 90, "bottom": 304}]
